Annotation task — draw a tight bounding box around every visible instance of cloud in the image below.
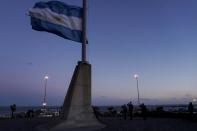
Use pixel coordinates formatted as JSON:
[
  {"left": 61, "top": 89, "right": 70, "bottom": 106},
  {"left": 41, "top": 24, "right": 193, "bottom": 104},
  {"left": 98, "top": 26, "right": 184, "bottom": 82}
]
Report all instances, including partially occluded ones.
[{"left": 26, "top": 62, "right": 34, "bottom": 66}]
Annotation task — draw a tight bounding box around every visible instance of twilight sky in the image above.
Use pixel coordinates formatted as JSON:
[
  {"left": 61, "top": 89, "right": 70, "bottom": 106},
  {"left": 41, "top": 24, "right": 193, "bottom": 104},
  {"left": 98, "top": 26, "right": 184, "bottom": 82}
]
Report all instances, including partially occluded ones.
[{"left": 0, "top": 0, "right": 197, "bottom": 106}]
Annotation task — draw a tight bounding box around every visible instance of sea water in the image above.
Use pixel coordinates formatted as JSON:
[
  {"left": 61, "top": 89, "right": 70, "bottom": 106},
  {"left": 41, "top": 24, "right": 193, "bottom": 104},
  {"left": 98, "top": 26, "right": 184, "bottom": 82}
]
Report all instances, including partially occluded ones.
[
  {"left": 0, "top": 105, "right": 196, "bottom": 117},
  {"left": 0, "top": 106, "right": 60, "bottom": 117}
]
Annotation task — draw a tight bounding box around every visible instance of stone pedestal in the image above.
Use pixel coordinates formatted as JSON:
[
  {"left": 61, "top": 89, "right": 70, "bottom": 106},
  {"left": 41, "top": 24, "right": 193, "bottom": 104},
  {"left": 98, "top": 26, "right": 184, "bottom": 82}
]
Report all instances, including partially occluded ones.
[{"left": 50, "top": 62, "right": 105, "bottom": 131}]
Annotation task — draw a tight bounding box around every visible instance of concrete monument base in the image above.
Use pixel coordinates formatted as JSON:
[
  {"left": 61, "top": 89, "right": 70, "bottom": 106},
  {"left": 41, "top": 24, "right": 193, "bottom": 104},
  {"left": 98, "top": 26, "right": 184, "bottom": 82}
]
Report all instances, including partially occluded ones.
[{"left": 37, "top": 61, "right": 105, "bottom": 131}]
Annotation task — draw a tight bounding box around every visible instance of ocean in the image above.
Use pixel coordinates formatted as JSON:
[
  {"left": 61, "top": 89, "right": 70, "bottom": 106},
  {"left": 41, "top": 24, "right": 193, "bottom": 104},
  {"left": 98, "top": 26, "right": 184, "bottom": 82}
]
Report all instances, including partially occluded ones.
[
  {"left": 1, "top": 104, "right": 196, "bottom": 117},
  {"left": 0, "top": 106, "right": 59, "bottom": 116}
]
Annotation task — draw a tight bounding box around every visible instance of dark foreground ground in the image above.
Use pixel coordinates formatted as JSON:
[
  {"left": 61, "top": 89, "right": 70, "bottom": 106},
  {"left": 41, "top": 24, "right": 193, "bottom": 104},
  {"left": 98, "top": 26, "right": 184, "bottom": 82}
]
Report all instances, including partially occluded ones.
[{"left": 0, "top": 117, "right": 197, "bottom": 131}]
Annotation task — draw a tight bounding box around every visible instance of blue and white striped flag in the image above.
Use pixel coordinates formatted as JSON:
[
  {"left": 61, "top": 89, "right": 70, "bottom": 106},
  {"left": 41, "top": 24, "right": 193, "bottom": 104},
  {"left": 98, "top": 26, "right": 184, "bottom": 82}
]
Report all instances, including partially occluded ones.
[{"left": 29, "top": 1, "right": 82, "bottom": 43}]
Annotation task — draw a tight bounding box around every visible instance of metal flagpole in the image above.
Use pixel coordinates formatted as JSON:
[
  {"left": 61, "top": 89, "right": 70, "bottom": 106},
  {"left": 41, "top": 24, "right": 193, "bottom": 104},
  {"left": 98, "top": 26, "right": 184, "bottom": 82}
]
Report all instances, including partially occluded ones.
[{"left": 82, "top": 0, "right": 87, "bottom": 62}]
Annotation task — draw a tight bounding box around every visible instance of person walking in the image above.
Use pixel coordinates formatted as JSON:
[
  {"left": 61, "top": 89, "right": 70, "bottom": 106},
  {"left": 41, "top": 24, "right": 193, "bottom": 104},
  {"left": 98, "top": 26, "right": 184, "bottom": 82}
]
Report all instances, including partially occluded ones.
[
  {"left": 188, "top": 102, "right": 194, "bottom": 118},
  {"left": 140, "top": 103, "right": 147, "bottom": 120},
  {"left": 127, "top": 101, "right": 134, "bottom": 120},
  {"left": 121, "top": 104, "right": 127, "bottom": 120},
  {"left": 10, "top": 104, "right": 16, "bottom": 119}
]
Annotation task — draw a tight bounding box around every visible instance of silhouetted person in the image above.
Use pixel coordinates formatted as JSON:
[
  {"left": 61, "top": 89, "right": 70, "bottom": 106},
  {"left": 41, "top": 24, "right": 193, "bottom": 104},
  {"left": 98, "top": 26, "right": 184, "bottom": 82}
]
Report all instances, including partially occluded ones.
[
  {"left": 140, "top": 103, "right": 147, "bottom": 120},
  {"left": 10, "top": 104, "right": 16, "bottom": 119},
  {"left": 188, "top": 102, "right": 194, "bottom": 117},
  {"left": 121, "top": 104, "right": 127, "bottom": 120},
  {"left": 108, "top": 106, "right": 114, "bottom": 117},
  {"left": 27, "top": 110, "right": 34, "bottom": 119},
  {"left": 127, "top": 101, "right": 133, "bottom": 120},
  {"left": 93, "top": 106, "right": 100, "bottom": 119}
]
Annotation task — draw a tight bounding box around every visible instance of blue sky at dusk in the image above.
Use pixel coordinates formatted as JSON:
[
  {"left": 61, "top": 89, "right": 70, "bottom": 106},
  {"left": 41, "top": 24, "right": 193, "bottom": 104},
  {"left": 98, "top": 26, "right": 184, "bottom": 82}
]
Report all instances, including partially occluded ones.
[{"left": 0, "top": 0, "right": 197, "bottom": 106}]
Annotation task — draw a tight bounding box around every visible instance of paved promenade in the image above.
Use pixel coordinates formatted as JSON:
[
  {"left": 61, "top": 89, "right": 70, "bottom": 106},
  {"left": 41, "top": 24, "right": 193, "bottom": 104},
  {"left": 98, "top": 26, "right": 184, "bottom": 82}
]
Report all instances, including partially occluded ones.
[{"left": 0, "top": 117, "right": 197, "bottom": 131}]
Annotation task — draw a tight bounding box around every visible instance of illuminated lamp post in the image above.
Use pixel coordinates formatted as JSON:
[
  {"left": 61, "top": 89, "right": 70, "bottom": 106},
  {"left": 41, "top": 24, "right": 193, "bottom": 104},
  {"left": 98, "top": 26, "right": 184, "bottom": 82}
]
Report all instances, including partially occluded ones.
[
  {"left": 42, "top": 75, "right": 49, "bottom": 108},
  {"left": 134, "top": 74, "right": 140, "bottom": 105}
]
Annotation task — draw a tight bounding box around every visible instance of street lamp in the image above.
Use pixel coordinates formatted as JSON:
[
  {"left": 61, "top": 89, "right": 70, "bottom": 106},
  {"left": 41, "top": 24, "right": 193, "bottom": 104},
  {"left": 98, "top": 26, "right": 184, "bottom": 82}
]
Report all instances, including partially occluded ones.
[
  {"left": 43, "top": 75, "right": 49, "bottom": 108},
  {"left": 192, "top": 98, "right": 196, "bottom": 104},
  {"left": 134, "top": 74, "right": 140, "bottom": 105}
]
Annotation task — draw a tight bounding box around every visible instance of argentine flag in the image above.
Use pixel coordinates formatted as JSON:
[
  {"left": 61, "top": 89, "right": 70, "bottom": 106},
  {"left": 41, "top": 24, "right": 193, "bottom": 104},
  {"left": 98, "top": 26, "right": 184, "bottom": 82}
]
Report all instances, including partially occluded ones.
[{"left": 29, "top": 1, "right": 82, "bottom": 43}]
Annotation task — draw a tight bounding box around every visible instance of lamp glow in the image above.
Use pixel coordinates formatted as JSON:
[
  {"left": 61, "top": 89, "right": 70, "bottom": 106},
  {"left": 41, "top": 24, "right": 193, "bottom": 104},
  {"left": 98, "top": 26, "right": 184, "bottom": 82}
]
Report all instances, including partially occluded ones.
[
  {"left": 44, "top": 75, "right": 49, "bottom": 80},
  {"left": 192, "top": 99, "right": 196, "bottom": 102},
  {"left": 42, "top": 102, "right": 47, "bottom": 106},
  {"left": 134, "top": 74, "right": 139, "bottom": 79}
]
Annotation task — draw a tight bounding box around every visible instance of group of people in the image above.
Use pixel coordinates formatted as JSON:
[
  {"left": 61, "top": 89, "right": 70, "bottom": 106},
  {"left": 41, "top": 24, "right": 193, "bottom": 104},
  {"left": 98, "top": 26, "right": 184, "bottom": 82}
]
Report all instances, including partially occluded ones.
[
  {"left": 121, "top": 101, "right": 147, "bottom": 120},
  {"left": 121, "top": 102, "right": 133, "bottom": 120}
]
